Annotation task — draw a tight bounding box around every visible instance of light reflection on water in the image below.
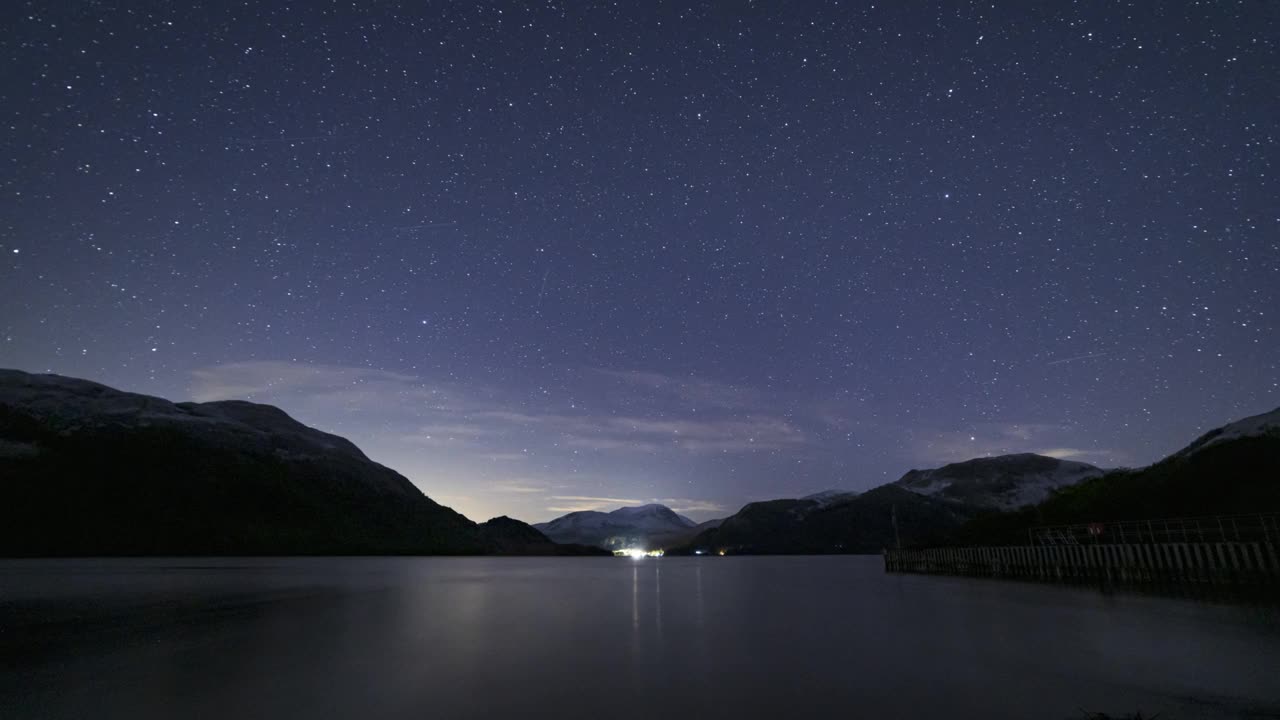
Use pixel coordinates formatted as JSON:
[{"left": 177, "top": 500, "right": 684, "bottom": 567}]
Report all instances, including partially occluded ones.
[{"left": 2, "top": 556, "right": 1279, "bottom": 720}]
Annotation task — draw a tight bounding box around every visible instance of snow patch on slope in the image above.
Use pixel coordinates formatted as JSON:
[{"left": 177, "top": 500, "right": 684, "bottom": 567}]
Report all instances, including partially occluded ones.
[
  {"left": 534, "top": 504, "right": 695, "bottom": 535},
  {"left": 610, "top": 504, "right": 697, "bottom": 529},
  {"left": 1182, "top": 407, "right": 1280, "bottom": 456},
  {"left": 896, "top": 454, "right": 1104, "bottom": 511},
  {"left": 532, "top": 503, "right": 708, "bottom": 550},
  {"left": 0, "top": 369, "right": 363, "bottom": 461}
]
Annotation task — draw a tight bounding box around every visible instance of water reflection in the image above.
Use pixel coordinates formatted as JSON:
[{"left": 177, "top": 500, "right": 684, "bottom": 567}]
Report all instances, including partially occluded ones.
[
  {"left": 631, "top": 564, "right": 639, "bottom": 634},
  {"left": 2, "top": 556, "right": 1279, "bottom": 720},
  {"left": 654, "top": 562, "right": 662, "bottom": 635}
]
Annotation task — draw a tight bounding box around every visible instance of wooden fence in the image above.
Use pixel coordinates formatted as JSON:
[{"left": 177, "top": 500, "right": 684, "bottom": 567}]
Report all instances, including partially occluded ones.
[{"left": 884, "top": 541, "right": 1280, "bottom": 587}]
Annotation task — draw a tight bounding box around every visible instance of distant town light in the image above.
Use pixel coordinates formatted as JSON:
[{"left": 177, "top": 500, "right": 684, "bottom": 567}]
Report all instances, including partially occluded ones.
[{"left": 616, "top": 548, "right": 665, "bottom": 558}]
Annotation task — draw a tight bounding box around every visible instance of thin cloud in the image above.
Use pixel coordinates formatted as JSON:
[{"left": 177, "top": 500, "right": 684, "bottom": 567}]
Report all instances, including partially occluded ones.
[
  {"left": 544, "top": 495, "right": 728, "bottom": 515},
  {"left": 561, "top": 435, "right": 666, "bottom": 452},
  {"left": 481, "top": 452, "right": 533, "bottom": 463},
  {"left": 482, "top": 410, "right": 806, "bottom": 455},
  {"left": 659, "top": 498, "right": 729, "bottom": 514},
  {"left": 428, "top": 493, "right": 474, "bottom": 508},
  {"left": 591, "top": 368, "right": 762, "bottom": 410},
  {"left": 490, "top": 481, "right": 549, "bottom": 494},
  {"left": 910, "top": 422, "right": 1117, "bottom": 467},
  {"left": 413, "top": 422, "right": 498, "bottom": 437},
  {"left": 189, "top": 362, "right": 499, "bottom": 421},
  {"left": 401, "top": 422, "right": 502, "bottom": 448},
  {"left": 1035, "top": 447, "right": 1120, "bottom": 463},
  {"left": 193, "top": 362, "right": 809, "bottom": 457},
  {"left": 546, "top": 495, "right": 647, "bottom": 513},
  {"left": 184, "top": 361, "right": 815, "bottom": 523},
  {"left": 190, "top": 361, "right": 420, "bottom": 402}
]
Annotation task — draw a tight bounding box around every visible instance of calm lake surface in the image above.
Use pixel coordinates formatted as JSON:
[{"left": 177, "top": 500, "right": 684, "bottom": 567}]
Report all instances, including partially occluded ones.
[{"left": 2, "top": 556, "right": 1279, "bottom": 719}]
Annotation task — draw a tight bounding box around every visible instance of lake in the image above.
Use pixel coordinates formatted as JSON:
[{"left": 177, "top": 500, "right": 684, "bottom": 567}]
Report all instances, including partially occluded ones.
[{"left": 2, "top": 556, "right": 1279, "bottom": 719}]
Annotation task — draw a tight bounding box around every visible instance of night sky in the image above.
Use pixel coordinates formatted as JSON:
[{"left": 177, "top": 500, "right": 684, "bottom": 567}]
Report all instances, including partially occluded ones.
[{"left": 3, "top": 2, "right": 1277, "bottom": 523}]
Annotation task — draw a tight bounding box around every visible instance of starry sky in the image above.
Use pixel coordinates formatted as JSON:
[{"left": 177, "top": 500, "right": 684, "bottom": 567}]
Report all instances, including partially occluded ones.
[{"left": 3, "top": 2, "right": 1277, "bottom": 523}]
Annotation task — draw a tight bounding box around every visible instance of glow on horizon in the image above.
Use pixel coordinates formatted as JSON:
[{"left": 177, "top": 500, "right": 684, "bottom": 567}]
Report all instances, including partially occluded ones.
[{"left": 619, "top": 548, "right": 664, "bottom": 559}]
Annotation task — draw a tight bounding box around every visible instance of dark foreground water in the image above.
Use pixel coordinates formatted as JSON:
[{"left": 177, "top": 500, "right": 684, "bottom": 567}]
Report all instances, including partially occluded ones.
[{"left": 2, "top": 557, "right": 1279, "bottom": 720}]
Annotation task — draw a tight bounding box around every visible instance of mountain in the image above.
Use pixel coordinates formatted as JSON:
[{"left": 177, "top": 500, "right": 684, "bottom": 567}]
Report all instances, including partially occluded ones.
[
  {"left": 672, "top": 406, "right": 1280, "bottom": 554},
  {"left": 533, "top": 503, "right": 710, "bottom": 551},
  {"left": 1174, "top": 407, "right": 1280, "bottom": 458},
  {"left": 694, "top": 517, "right": 725, "bottom": 531},
  {"left": 802, "top": 489, "right": 861, "bottom": 507},
  {"left": 478, "top": 516, "right": 607, "bottom": 556},
  {"left": 672, "top": 454, "right": 1103, "bottom": 555},
  {"left": 0, "top": 369, "right": 603, "bottom": 556},
  {"left": 673, "top": 485, "right": 979, "bottom": 555},
  {"left": 610, "top": 503, "right": 698, "bottom": 528},
  {"left": 950, "top": 406, "right": 1280, "bottom": 545},
  {"left": 895, "top": 454, "right": 1104, "bottom": 510}
]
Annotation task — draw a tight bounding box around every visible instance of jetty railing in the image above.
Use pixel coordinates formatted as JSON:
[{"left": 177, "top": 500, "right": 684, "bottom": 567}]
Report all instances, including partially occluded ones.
[
  {"left": 1028, "top": 513, "right": 1280, "bottom": 547},
  {"left": 885, "top": 514, "right": 1280, "bottom": 590},
  {"left": 884, "top": 541, "right": 1280, "bottom": 587}
]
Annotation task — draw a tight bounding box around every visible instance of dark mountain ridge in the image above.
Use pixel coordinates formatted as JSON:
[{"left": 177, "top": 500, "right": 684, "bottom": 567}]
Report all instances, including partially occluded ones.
[
  {"left": 479, "top": 516, "right": 605, "bottom": 556},
  {"left": 0, "top": 369, "right": 604, "bottom": 556},
  {"left": 674, "top": 455, "right": 1110, "bottom": 555},
  {"left": 894, "top": 453, "right": 1103, "bottom": 510},
  {"left": 950, "top": 406, "right": 1280, "bottom": 545},
  {"left": 677, "top": 407, "right": 1280, "bottom": 555},
  {"left": 672, "top": 485, "right": 979, "bottom": 555},
  {"left": 533, "top": 503, "right": 711, "bottom": 551}
]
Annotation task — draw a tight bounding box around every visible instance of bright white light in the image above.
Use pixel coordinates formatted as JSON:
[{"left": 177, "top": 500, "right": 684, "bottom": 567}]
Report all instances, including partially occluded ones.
[{"left": 627, "top": 548, "right": 647, "bottom": 560}]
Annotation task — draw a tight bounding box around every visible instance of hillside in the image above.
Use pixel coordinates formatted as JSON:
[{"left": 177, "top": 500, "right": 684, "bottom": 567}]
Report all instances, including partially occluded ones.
[
  {"left": 534, "top": 504, "right": 713, "bottom": 551},
  {"left": 478, "top": 516, "right": 609, "bottom": 556},
  {"left": 950, "top": 407, "right": 1280, "bottom": 545},
  {"left": 671, "top": 485, "right": 979, "bottom": 555},
  {"left": 895, "top": 454, "right": 1103, "bottom": 510},
  {"left": 0, "top": 369, "right": 595, "bottom": 556},
  {"left": 671, "top": 454, "right": 1105, "bottom": 555}
]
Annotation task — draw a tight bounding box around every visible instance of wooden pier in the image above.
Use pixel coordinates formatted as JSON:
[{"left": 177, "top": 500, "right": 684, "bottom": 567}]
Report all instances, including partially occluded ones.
[{"left": 884, "top": 514, "right": 1280, "bottom": 588}]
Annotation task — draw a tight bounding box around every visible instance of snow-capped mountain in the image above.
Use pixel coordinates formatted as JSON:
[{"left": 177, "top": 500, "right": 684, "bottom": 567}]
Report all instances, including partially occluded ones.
[
  {"left": 675, "top": 405, "right": 1280, "bottom": 553},
  {"left": 1176, "top": 407, "right": 1280, "bottom": 458},
  {"left": 894, "top": 453, "right": 1104, "bottom": 511},
  {"left": 609, "top": 504, "right": 698, "bottom": 529},
  {"left": 533, "top": 504, "right": 709, "bottom": 550},
  {"left": 959, "top": 405, "right": 1280, "bottom": 539},
  {"left": 673, "top": 486, "right": 980, "bottom": 556}
]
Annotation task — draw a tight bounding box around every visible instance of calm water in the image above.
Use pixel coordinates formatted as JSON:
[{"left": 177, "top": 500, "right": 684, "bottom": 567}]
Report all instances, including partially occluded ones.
[{"left": 2, "top": 556, "right": 1279, "bottom": 719}]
